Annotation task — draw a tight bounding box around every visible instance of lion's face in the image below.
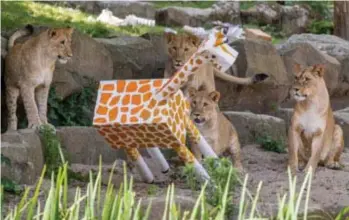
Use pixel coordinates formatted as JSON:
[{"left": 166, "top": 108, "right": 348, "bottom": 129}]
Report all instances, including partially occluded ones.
[
  {"left": 48, "top": 27, "right": 74, "bottom": 64},
  {"left": 164, "top": 32, "right": 201, "bottom": 70},
  {"left": 290, "top": 63, "right": 325, "bottom": 102},
  {"left": 188, "top": 87, "right": 220, "bottom": 126}
]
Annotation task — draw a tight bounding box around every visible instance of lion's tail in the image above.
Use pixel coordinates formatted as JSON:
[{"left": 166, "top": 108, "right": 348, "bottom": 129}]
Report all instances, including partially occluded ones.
[
  {"left": 214, "top": 68, "right": 269, "bottom": 85},
  {"left": 8, "top": 24, "right": 34, "bottom": 49}
]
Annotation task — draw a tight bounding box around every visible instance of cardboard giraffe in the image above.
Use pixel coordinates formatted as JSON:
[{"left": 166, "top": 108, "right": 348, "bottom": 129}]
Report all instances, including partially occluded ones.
[{"left": 93, "top": 25, "right": 241, "bottom": 183}]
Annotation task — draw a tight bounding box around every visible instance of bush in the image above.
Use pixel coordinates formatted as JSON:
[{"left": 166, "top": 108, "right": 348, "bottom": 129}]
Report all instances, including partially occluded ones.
[
  {"left": 256, "top": 134, "right": 286, "bottom": 153},
  {"left": 309, "top": 20, "right": 334, "bottom": 34}
]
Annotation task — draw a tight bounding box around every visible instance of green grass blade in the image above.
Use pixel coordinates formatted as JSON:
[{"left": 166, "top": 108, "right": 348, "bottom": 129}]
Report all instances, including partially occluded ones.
[
  {"left": 189, "top": 181, "right": 207, "bottom": 220},
  {"left": 26, "top": 165, "right": 47, "bottom": 220},
  {"left": 248, "top": 181, "right": 263, "bottom": 219},
  {"left": 238, "top": 174, "right": 249, "bottom": 220}
]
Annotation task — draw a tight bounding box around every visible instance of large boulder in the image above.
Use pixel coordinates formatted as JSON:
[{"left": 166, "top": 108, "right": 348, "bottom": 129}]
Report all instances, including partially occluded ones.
[
  {"left": 278, "top": 34, "right": 349, "bottom": 96},
  {"left": 216, "top": 38, "right": 290, "bottom": 113},
  {"left": 241, "top": 3, "right": 310, "bottom": 36},
  {"left": 223, "top": 111, "right": 287, "bottom": 146},
  {"left": 1, "top": 129, "right": 44, "bottom": 184},
  {"left": 210, "top": 1, "right": 241, "bottom": 24},
  {"left": 155, "top": 6, "right": 213, "bottom": 27},
  {"left": 95, "top": 35, "right": 167, "bottom": 80},
  {"left": 281, "top": 4, "right": 310, "bottom": 36},
  {"left": 155, "top": 2, "right": 240, "bottom": 27},
  {"left": 56, "top": 127, "right": 127, "bottom": 165},
  {"left": 333, "top": 111, "right": 349, "bottom": 149},
  {"left": 279, "top": 42, "right": 341, "bottom": 96}
]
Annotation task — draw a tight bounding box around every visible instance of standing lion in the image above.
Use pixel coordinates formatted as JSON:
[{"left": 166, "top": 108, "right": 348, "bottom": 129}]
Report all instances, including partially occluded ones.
[{"left": 5, "top": 24, "right": 74, "bottom": 131}]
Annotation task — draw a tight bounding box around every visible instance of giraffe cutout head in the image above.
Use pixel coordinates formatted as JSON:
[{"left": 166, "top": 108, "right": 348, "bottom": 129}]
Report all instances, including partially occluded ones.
[{"left": 156, "top": 25, "right": 239, "bottom": 101}]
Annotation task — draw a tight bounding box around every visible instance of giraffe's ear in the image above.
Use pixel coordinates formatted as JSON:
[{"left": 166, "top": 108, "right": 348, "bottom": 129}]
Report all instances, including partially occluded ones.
[
  {"left": 187, "top": 87, "right": 197, "bottom": 98},
  {"left": 209, "top": 91, "right": 220, "bottom": 103}
]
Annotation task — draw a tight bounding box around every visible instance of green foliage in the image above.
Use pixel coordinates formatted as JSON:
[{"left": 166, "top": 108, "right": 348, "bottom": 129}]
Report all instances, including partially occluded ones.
[
  {"left": 296, "top": 1, "right": 332, "bottom": 20},
  {"left": 38, "top": 124, "right": 66, "bottom": 176},
  {"left": 152, "top": 1, "right": 215, "bottom": 9},
  {"left": 1, "top": 1, "right": 165, "bottom": 38},
  {"left": 182, "top": 157, "right": 239, "bottom": 218},
  {"left": 146, "top": 185, "right": 159, "bottom": 196},
  {"left": 1, "top": 178, "right": 23, "bottom": 195},
  {"left": 309, "top": 20, "right": 333, "bottom": 34},
  {"left": 1, "top": 154, "right": 11, "bottom": 167},
  {"left": 256, "top": 134, "right": 286, "bottom": 153},
  {"left": 47, "top": 85, "right": 97, "bottom": 127},
  {"left": 3, "top": 158, "right": 330, "bottom": 220}
]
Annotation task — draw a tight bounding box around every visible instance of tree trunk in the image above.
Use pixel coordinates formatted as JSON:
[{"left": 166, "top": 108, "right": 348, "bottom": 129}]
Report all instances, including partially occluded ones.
[{"left": 334, "top": 1, "right": 349, "bottom": 41}]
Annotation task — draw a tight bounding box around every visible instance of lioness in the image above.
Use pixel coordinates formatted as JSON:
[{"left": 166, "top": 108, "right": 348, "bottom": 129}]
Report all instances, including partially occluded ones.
[
  {"left": 288, "top": 63, "right": 344, "bottom": 175},
  {"left": 5, "top": 24, "right": 74, "bottom": 130},
  {"left": 164, "top": 32, "right": 269, "bottom": 95},
  {"left": 188, "top": 86, "right": 243, "bottom": 172}
]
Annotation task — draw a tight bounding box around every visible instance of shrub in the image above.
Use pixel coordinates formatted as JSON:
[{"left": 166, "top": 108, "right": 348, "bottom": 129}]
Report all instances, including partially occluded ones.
[{"left": 256, "top": 134, "right": 287, "bottom": 153}]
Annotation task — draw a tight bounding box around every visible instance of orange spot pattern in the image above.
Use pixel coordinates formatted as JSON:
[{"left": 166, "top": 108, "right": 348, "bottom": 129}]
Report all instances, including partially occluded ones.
[{"left": 93, "top": 47, "right": 213, "bottom": 163}]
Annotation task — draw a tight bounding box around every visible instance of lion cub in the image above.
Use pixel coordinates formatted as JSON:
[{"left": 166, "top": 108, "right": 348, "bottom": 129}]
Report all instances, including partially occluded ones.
[
  {"left": 288, "top": 63, "right": 344, "bottom": 175},
  {"left": 5, "top": 25, "right": 74, "bottom": 131},
  {"left": 188, "top": 87, "right": 243, "bottom": 172},
  {"left": 164, "top": 32, "right": 269, "bottom": 96}
]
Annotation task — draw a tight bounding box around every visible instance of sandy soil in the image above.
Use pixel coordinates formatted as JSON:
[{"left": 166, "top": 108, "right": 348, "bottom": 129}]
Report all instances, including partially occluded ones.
[{"left": 2, "top": 145, "right": 349, "bottom": 218}]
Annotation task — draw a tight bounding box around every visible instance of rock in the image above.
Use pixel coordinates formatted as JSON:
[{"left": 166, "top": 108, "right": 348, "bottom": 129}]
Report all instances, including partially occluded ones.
[
  {"left": 141, "top": 191, "right": 198, "bottom": 219},
  {"left": 53, "top": 30, "right": 113, "bottom": 98},
  {"left": 2, "top": 26, "right": 114, "bottom": 99},
  {"left": 241, "top": 3, "right": 310, "bottom": 36},
  {"left": 95, "top": 36, "right": 167, "bottom": 79},
  {"left": 279, "top": 42, "right": 341, "bottom": 96},
  {"left": 278, "top": 34, "right": 349, "bottom": 95},
  {"left": 216, "top": 38, "right": 290, "bottom": 113},
  {"left": 274, "top": 108, "right": 293, "bottom": 129},
  {"left": 223, "top": 111, "right": 287, "bottom": 146},
  {"left": 1, "top": 129, "right": 44, "bottom": 184},
  {"left": 1, "top": 36, "right": 7, "bottom": 58},
  {"left": 241, "top": 2, "right": 282, "bottom": 25},
  {"left": 155, "top": 6, "right": 212, "bottom": 27},
  {"left": 281, "top": 4, "right": 310, "bottom": 36},
  {"left": 333, "top": 111, "right": 349, "bottom": 148},
  {"left": 244, "top": 28, "right": 272, "bottom": 42},
  {"left": 210, "top": 1, "right": 241, "bottom": 24},
  {"left": 56, "top": 127, "right": 127, "bottom": 165}
]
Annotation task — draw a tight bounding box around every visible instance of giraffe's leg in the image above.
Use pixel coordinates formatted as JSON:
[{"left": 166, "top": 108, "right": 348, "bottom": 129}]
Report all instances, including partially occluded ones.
[
  {"left": 125, "top": 148, "right": 154, "bottom": 183},
  {"left": 146, "top": 147, "right": 170, "bottom": 173},
  {"left": 172, "top": 143, "right": 210, "bottom": 181},
  {"left": 186, "top": 117, "right": 217, "bottom": 158}
]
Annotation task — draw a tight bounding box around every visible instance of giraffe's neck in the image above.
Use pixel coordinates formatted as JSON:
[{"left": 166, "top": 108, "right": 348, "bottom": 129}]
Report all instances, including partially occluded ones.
[{"left": 155, "top": 51, "right": 211, "bottom": 101}]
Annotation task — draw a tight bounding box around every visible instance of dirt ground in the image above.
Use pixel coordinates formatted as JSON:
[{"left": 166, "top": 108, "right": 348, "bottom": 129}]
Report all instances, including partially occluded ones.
[{"left": 2, "top": 145, "right": 349, "bottom": 218}]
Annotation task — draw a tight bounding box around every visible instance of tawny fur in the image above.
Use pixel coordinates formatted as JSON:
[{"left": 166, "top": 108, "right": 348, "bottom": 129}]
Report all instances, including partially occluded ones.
[
  {"left": 163, "top": 32, "right": 268, "bottom": 96},
  {"left": 188, "top": 87, "right": 243, "bottom": 172},
  {"left": 288, "top": 63, "right": 344, "bottom": 175},
  {"left": 5, "top": 25, "right": 74, "bottom": 131}
]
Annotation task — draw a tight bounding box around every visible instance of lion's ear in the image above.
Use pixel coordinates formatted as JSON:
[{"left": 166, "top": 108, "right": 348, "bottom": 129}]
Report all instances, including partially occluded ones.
[
  {"left": 293, "top": 62, "right": 302, "bottom": 75},
  {"left": 313, "top": 64, "right": 325, "bottom": 77},
  {"left": 187, "top": 87, "right": 197, "bottom": 98},
  {"left": 66, "top": 27, "right": 74, "bottom": 35},
  {"left": 209, "top": 91, "right": 220, "bottom": 103},
  {"left": 48, "top": 29, "right": 57, "bottom": 38},
  {"left": 164, "top": 32, "right": 176, "bottom": 44},
  {"left": 186, "top": 33, "right": 201, "bottom": 47}
]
